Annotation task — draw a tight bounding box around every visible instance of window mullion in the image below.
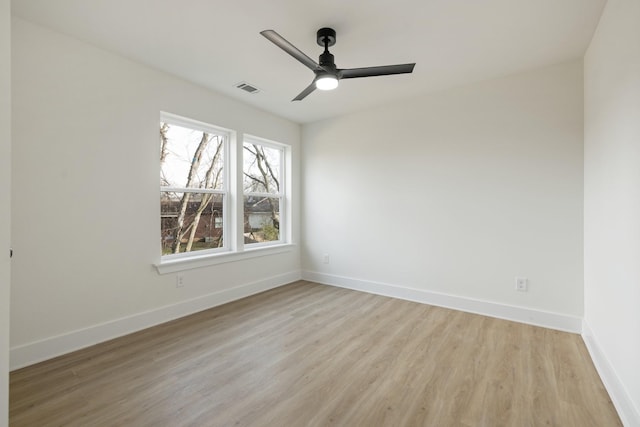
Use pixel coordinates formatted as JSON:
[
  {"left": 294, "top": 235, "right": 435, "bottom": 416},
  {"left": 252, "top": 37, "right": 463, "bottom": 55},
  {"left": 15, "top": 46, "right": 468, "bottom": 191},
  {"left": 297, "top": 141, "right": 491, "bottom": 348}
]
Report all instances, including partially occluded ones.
[
  {"left": 161, "top": 187, "right": 225, "bottom": 194},
  {"left": 244, "top": 191, "right": 282, "bottom": 198},
  {"left": 231, "top": 132, "right": 243, "bottom": 253}
]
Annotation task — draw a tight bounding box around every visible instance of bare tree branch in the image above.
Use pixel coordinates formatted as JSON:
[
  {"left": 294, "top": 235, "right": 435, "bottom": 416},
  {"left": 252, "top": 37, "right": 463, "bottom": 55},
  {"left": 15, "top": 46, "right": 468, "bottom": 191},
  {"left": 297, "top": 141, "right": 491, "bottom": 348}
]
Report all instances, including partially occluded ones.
[
  {"left": 171, "top": 131, "right": 211, "bottom": 253},
  {"left": 248, "top": 144, "right": 279, "bottom": 230},
  {"left": 160, "top": 122, "right": 170, "bottom": 186},
  {"left": 185, "top": 138, "right": 224, "bottom": 251}
]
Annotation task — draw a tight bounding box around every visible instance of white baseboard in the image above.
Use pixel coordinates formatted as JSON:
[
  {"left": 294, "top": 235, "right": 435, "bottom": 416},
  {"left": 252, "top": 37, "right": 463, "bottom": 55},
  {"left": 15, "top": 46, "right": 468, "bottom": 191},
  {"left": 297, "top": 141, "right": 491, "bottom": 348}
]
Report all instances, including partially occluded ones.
[
  {"left": 582, "top": 320, "right": 640, "bottom": 427},
  {"left": 302, "top": 271, "right": 582, "bottom": 333},
  {"left": 10, "top": 270, "right": 302, "bottom": 371}
]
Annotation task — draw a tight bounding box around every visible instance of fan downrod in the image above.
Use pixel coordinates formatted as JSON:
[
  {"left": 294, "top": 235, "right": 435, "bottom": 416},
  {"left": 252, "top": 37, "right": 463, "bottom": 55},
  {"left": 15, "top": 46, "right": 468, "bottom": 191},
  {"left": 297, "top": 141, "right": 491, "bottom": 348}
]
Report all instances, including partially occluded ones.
[{"left": 316, "top": 28, "right": 336, "bottom": 47}]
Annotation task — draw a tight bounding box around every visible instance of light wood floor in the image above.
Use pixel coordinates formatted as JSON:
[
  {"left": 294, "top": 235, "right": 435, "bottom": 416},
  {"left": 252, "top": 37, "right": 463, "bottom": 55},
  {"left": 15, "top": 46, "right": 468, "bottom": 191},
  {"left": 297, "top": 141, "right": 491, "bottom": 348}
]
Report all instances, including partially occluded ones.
[{"left": 10, "top": 281, "right": 621, "bottom": 426}]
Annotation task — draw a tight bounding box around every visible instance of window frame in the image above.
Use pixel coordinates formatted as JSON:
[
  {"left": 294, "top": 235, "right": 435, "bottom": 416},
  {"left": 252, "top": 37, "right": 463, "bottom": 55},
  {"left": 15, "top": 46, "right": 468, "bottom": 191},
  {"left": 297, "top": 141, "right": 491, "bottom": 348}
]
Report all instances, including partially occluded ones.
[
  {"left": 155, "top": 114, "right": 293, "bottom": 274},
  {"left": 242, "top": 135, "right": 287, "bottom": 248},
  {"left": 160, "top": 112, "right": 231, "bottom": 261}
]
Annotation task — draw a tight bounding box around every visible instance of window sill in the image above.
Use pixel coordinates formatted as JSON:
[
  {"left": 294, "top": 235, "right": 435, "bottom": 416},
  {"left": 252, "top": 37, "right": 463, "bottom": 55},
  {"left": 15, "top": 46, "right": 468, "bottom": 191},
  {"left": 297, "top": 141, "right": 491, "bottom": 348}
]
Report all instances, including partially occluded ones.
[{"left": 155, "top": 243, "right": 295, "bottom": 275}]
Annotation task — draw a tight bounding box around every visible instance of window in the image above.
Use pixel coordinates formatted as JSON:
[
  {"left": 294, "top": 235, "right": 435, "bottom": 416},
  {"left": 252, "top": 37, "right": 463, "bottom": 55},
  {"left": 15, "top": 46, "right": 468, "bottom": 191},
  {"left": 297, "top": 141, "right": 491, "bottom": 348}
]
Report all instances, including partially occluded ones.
[
  {"left": 158, "top": 112, "right": 291, "bottom": 269},
  {"left": 160, "top": 114, "right": 228, "bottom": 258},
  {"left": 243, "top": 139, "right": 285, "bottom": 246}
]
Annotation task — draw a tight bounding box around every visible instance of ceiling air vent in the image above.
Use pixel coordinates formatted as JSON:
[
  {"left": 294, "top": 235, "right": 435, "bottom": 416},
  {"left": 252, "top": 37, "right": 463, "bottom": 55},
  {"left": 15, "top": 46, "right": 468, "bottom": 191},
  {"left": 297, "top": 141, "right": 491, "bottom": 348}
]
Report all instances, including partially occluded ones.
[{"left": 235, "top": 82, "right": 260, "bottom": 94}]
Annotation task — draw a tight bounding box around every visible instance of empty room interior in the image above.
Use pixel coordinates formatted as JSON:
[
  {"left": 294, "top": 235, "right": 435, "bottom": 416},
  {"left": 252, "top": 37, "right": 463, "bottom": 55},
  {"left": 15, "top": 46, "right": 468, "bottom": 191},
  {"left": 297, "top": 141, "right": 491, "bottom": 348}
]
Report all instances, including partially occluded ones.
[{"left": 1, "top": 0, "right": 639, "bottom": 426}]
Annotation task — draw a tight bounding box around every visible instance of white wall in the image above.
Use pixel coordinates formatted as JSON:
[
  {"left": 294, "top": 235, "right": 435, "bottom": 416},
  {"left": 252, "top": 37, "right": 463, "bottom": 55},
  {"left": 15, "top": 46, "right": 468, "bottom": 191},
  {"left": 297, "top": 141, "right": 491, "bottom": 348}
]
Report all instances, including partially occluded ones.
[
  {"left": 302, "top": 61, "right": 584, "bottom": 328},
  {"left": 10, "top": 18, "right": 301, "bottom": 368},
  {"left": 0, "top": 0, "right": 10, "bottom": 423},
  {"left": 583, "top": 0, "right": 640, "bottom": 424}
]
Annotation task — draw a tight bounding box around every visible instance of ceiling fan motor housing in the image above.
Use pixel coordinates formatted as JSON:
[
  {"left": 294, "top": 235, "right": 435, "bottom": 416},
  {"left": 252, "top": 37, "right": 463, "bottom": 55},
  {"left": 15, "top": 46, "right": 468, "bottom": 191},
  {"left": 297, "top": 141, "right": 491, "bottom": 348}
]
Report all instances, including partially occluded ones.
[{"left": 319, "top": 51, "right": 336, "bottom": 71}]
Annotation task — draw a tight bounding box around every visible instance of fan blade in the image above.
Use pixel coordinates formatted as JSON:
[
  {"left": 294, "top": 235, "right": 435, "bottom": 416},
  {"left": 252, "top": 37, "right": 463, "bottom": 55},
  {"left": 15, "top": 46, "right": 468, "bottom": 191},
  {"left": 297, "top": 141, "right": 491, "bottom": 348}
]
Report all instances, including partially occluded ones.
[
  {"left": 339, "top": 63, "right": 415, "bottom": 79},
  {"left": 261, "top": 30, "right": 321, "bottom": 72},
  {"left": 292, "top": 81, "right": 317, "bottom": 101}
]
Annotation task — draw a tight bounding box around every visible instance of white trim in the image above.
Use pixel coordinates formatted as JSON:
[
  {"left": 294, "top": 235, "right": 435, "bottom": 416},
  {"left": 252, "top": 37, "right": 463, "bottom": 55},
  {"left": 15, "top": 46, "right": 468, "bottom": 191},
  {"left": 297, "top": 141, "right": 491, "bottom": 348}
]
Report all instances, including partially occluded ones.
[
  {"left": 302, "top": 271, "right": 582, "bottom": 333},
  {"left": 243, "top": 133, "right": 289, "bottom": 151},
  {"left": 161, "top": 187, "right": 225, "bottom": 194},
  {"left": 582, "top": 320, "right": 640, "bottom": 427},
  {"left": 10, "top": 270, "right": 302, "bottom": 371},
  {"left": 244, "top": 191, "right": 281, "bottom": 198},
  {"left": 155, "top": 243, "right": 295, "bottom": 274},
  {"left": 160, "top": 111, "right": 232, "bottom": 136}
]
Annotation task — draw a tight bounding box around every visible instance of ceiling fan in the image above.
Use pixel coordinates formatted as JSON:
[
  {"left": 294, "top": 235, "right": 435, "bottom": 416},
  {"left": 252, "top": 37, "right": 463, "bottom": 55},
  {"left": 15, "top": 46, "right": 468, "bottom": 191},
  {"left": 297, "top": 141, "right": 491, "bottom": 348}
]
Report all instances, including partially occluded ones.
[{"left": 261, "top": 27, "right": 416, "bottom": 101}]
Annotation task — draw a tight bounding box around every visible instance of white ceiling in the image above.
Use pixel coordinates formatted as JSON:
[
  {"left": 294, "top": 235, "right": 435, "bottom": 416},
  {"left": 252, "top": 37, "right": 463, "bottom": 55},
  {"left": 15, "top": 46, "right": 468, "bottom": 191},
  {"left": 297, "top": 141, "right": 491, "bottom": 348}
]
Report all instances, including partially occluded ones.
[{"left": 12, "top": 0, "right": 606, "bottom": 124}]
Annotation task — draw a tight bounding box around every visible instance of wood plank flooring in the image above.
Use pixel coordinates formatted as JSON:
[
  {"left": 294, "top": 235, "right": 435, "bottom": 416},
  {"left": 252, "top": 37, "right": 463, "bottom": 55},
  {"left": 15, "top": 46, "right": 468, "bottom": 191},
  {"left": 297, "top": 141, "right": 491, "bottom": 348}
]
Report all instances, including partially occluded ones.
[{"left": 10, "top": 281, "right": 621, "bottom": 426}]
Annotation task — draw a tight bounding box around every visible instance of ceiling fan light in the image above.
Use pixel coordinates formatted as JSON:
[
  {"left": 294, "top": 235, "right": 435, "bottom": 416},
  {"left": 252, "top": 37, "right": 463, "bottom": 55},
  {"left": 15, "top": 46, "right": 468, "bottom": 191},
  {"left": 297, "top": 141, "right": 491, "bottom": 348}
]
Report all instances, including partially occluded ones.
[{"left": 315, "top": 75, "right": 339, "bottom": 91}]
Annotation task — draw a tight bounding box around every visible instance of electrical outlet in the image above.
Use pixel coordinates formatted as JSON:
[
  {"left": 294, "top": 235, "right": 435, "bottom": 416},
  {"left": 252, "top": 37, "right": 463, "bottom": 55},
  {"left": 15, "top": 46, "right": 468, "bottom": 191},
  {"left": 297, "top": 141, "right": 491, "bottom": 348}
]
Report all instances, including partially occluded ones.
[
  {"left": 176, "top": 275, "right": 184, "bottom": 288},
  {"left": 322, "top": 253, "right": 330, "bottom": 264},
  {"left": 515, "top": 277, "right": 528, "bottom": 292}
]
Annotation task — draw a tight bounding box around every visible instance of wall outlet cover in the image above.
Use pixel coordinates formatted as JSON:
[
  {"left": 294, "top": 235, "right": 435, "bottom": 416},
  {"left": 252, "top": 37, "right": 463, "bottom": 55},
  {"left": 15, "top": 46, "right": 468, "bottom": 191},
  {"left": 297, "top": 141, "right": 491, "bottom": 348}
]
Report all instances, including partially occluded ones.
[{"left": 515, "top": 277, "right": 528, "bottom": 292}]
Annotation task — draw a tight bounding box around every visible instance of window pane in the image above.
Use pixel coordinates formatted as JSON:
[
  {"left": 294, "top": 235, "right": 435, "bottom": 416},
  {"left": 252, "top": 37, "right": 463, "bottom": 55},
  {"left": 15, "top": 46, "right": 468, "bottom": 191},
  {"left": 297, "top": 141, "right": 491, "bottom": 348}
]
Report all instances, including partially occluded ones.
[
  {"left": 243, "top": 196, "right": 280, "bottom": 244},
  {"left": 161, "top": 191, "right": 224, "bottom": 255},
  {"left": 243, "top": 142, "right": 281, "bottom": 194},
  {"left": 161, "top": 122, "right": 225, "bottom": 189}
]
